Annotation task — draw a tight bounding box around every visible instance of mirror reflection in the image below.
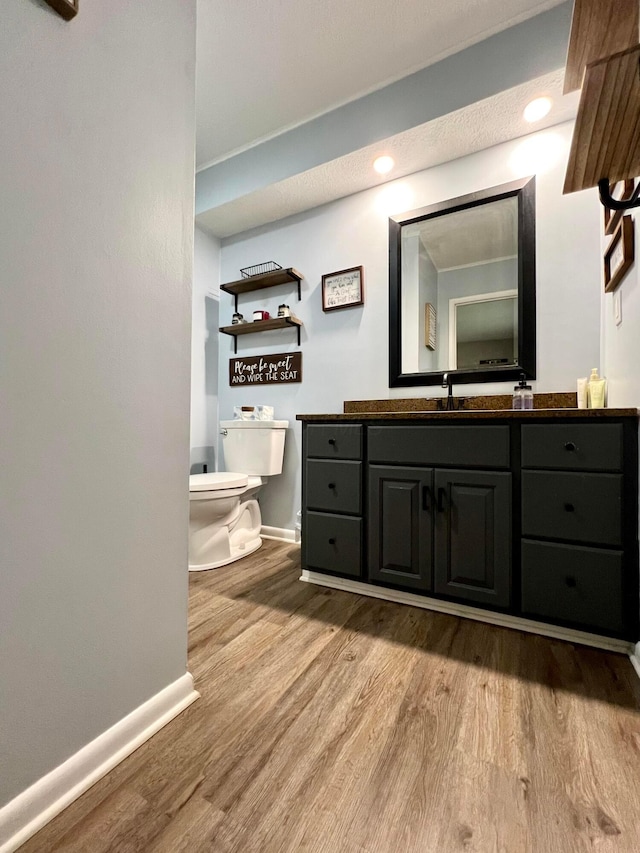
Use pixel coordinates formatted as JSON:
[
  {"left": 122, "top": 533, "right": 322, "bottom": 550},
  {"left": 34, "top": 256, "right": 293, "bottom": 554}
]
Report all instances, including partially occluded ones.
[
  {"left": 453, "top": 294, "right": 517, "bottom": 370},
  {"left": 401, "top": 196, "right": 518, "bottom": 373},
  {"left": 389, "top": 177, "right": 536, "bottom": 388}
]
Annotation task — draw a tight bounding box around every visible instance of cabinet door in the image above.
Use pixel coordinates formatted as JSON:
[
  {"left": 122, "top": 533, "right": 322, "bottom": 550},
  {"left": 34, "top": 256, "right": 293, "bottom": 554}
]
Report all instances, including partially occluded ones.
[
  {"left": 368, "top": 466, "right": 433, "bottom": 591},
  {"left": 434, "top": 469, "right": 511, "bottom": 608}
]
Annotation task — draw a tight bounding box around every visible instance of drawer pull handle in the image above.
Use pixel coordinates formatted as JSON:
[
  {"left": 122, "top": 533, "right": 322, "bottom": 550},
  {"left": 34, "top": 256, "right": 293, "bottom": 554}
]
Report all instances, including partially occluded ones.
[
  {"left": 328, "top": 438, "right": 336, "bottom": 445},
  {"left": 564, "top": 441, "right": 577, "bottom": 452},
  {"left": 422, "top": 485, "right": 431, "bottom": 511},
  {"left": 437, "top": 487, "right": 447, "bottom": 513},
  {"left": 328, "top": 482, "right": 336, "bottom": 490},
  {"left": 565, "top": 575, "right": 577, "bottom": 588},
  {"left": 328, "top": 538, "right": 336, "bottom": 545},
  {"left": 564, "top": 502, "right": 575, "bottom": 513}
]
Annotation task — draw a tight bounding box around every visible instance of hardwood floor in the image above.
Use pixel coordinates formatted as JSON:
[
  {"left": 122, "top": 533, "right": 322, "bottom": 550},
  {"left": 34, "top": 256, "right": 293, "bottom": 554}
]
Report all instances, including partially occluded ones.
[{"left": 19, "top": 539, "right": 640, "bottom": 852}]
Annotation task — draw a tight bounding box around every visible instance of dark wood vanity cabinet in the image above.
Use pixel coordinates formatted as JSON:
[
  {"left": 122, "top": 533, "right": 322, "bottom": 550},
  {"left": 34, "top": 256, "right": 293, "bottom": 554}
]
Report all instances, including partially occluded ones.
[
  {"left": 368, "top": 465, "right": 434, "bottom": 591},
  {"left": 432, "top": 468, "right": 511, "bottom": 608},
  {"left": 519, "top": 423, "right": 633, "bottom": 635},
  {"left": 302, "top": 425, "right": 364, "bottom": 579},
  {"left": 368, "top": 465, "right": 511, "bottom": 605},
  {"left": 300, "top": 414, "right": 639, "bottom": 642},
  {"left": 367, "top": 426, "right": 512, "bottom": 607}
]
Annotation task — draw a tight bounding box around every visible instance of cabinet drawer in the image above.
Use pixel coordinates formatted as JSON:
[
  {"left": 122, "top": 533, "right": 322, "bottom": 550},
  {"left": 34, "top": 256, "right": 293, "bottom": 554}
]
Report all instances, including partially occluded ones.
[
  {"left": 304, "top": 512, "right": 362, "bottom": 577},
  {"left": 306, "top": 459, "right": 362, "bottom": 514},
  {"left": 521, "top": 471, "right": 622, "bottom": 546},
  {"left": 521, "top": 424, "right": 623, "bottom": 471},
  {"left": 368, "top": 425, "right": 509, "bottom": 468},
  {"left": 306, "top": 424, "right": 362, "bottom": 459},
  {"left": 521, "top": 539, "right": 624, "bottom": 633}
]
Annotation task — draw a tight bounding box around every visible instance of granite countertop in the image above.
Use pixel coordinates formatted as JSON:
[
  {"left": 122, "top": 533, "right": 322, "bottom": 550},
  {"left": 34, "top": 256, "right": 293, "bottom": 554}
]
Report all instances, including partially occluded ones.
[
  {"left": 297, "top": 392, "right": 638, "bottom": 421},
  {"left": 296, "top": 408, "right": 639, "bottom": 422}
]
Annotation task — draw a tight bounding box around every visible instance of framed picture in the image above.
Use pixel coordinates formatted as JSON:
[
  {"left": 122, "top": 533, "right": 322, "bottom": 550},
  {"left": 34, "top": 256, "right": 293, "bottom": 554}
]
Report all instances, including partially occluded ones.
[
  {"left": 604, "top": 215, "right": 634, "bottom": 293},
  {"left": 425, "top": 303, "right": 436, "bottom": 350},
  {"left": 604, "top": 179, "right": 635, "bottom": 236},
  {"left": 321, "top": 266, "right": 364, "bottom": 311},
  {"left": 44, "top": 0, "right": 78, "bottom": 20}
]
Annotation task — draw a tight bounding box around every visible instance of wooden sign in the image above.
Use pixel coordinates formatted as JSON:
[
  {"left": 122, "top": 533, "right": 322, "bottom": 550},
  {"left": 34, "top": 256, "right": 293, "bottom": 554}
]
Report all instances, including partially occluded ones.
[
  {"left": 424, "top": 302, "right": 436, "bottom": 350},
  {"left": 229, "top": 352, "right": 302, "bottom": 386}
]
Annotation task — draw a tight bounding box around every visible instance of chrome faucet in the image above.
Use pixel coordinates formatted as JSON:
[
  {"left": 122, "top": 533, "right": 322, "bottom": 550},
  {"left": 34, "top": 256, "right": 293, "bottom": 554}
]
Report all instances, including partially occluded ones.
[{"left": 442, "top": 372, "right": 454, "bottom": 410}]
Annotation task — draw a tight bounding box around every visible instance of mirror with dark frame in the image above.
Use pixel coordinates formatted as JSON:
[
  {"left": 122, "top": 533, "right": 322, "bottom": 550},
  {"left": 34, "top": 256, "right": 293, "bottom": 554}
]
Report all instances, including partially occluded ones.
[{"left": 388, "top": 176, "right": 536, "bottom": 388}]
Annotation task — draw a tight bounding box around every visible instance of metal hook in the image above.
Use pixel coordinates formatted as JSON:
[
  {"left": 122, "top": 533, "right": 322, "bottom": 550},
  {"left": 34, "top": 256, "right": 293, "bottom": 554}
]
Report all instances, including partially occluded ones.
[{"left": 598, "top": 178, "right": 640, "bottom": 211}]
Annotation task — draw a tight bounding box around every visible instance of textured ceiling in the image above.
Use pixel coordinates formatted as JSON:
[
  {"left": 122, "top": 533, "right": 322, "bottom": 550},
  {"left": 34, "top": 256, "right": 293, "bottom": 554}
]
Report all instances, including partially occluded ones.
[
  {"left": 415, "top": 197, "right": 517, "bottom": 272},
  {"left": 195, "top": 69, "right": 579, "bottom": 239},
  {"left": 195, "top": 0, "right": 566, "bottom": 169}
]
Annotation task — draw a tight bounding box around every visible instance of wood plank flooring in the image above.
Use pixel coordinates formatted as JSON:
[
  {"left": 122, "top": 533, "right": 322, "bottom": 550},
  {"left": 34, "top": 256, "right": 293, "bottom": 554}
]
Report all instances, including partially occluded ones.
[{"left": 18, "top": 539, "right": 640, "bottom": 852}]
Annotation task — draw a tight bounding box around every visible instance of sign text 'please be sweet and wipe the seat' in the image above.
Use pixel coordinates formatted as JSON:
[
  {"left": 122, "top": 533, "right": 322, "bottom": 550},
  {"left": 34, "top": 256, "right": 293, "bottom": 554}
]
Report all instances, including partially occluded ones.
[{"left": 229, "top": 352, "right": 302, "bottom": 385}]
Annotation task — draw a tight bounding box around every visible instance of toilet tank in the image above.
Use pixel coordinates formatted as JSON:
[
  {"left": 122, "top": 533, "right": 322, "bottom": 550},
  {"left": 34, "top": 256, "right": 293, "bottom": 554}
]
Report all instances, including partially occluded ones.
[{"left": 220, "top": 420, "right": 289, "bottom": 475}]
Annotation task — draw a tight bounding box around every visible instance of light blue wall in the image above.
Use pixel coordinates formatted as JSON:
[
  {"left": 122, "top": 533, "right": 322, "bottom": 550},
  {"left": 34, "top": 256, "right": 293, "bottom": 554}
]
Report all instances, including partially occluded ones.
[
  {"left": 0, "top": 0, "right": 196, "bottom": 810},
  {"left": 196, "top": 2, "right": 573, "bottom": 214},
  {"left": 191, "top": 227, "right": 221, "bottom": 473},
  {"left": 216, "top": 124, "right": 601, "bottom": 532}
]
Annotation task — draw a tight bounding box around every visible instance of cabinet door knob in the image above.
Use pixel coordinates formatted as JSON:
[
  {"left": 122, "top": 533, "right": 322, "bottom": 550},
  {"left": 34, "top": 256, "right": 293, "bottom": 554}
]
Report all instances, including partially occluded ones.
[
  {"left": 437, "top": 487, "right": 447, "bottom": 513},
  {"left": 328, "top": 482, "right": 336, "bottom": 490},
  {"left": 328, "top": 438, "right": 336, "bottom": 445},
  {"left": 564, "top": 441, "right": 577, "bottom": 452},
  {"left": 564, "top": 502, "right": 575, "bottom": 512},
  {"left": 328, "top": 537, "right": 336, "bottom": 545},
  {"left": 565, "top": 575, "right": 577, "bottom": 588}
]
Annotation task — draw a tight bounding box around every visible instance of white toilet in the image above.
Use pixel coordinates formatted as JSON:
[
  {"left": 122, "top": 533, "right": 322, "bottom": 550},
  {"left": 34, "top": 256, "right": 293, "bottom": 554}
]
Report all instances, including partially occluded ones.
[{"left": 188, "top": 419, "right": 288, "bottom": 571}]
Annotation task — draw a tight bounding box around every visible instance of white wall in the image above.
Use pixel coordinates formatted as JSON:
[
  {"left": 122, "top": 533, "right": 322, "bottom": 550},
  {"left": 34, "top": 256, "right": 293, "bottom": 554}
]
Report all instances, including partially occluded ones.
[
  {"left": 601, "top": 215, "right": 640, "bottom": 406},
  {"left": 0, "top": 0, "right": 196, "bottom": 808},
  {"left": 191, "top": 227, "right": 221, "bottom": 472},
  {"left": 218, "top": 122, "right": 601, "bottom": 531}
]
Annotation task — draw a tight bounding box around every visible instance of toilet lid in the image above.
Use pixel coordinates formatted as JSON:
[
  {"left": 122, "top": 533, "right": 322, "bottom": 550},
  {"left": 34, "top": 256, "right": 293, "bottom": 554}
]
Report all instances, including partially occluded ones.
[
  {"left": 189, "top": 472, "right": 248, "bottom": 492},
  {"left": 220, "top": 420, "right": 289, "bottom": 429}
]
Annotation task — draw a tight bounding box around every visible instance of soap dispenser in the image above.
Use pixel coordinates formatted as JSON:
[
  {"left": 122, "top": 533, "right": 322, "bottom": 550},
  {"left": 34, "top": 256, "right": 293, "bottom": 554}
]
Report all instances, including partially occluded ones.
[
  {"left": 513, "top": 373, "right": 533, "bottom": 410},
  {"left": 588, "top": 368, "right": 606, "bottom": 409}
]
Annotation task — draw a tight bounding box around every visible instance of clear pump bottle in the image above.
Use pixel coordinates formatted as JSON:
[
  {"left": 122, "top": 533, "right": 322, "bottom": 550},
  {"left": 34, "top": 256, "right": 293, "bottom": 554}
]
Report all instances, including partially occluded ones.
[{"left": 513, "top": 373, "right": 533, "bottom": 410}]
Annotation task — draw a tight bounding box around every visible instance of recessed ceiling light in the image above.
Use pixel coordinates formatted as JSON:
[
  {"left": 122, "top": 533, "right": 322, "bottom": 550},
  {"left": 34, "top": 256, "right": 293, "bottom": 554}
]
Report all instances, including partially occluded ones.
[
  {"left": 373, "top": 155, "right": 394, "bottom": 174},
  {"left": 523, "top": 97, "right": 552, "bottom": 123}
]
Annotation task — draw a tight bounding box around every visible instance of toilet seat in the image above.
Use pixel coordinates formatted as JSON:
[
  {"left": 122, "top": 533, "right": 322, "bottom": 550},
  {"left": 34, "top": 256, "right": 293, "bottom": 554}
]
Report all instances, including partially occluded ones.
[
  {"left": 190, "top": 472, "right": 248, "bottom": 492},
  {"left": 189, "top": 472, "right": 263, "bottom": 503}
]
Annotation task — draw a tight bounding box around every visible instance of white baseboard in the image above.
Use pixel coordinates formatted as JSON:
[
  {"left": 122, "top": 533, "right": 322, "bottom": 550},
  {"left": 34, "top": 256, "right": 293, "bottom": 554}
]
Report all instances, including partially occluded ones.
[
  {"left": 630, "top": 643, "right": 640, "bottom": 681},
  {"left": 301, "top": 571, "right": 635, "bottom": 656},
  {"left": 261, "top": 525, "right": 298, "bottom": 543},
  {"left": 0, "top": 672, "right": 199, "bottom": 853}
]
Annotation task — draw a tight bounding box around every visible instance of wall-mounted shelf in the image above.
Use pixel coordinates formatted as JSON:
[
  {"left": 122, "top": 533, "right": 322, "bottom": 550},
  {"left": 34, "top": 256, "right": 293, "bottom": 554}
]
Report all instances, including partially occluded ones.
[
  {"left": 219, "top": 316, "right": 303, "bottom": 354},
  {"left": 220, "top": 267, "right": 303, "bottom": 312},
  {"left": 563, "top": 0, "right": 638, "bottom": 94},
  {"left": 564, "top": 44, "right": 640, "bottom": 195},
  {"left": 562, "top": 0, "right": 640, "bottom": 202}
]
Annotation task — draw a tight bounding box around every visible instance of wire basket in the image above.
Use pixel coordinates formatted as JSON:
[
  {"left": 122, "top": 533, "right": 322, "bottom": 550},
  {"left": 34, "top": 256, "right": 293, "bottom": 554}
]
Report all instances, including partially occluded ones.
[{"left": 240, "top": 261, "right": 282, "bottom": 279}]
